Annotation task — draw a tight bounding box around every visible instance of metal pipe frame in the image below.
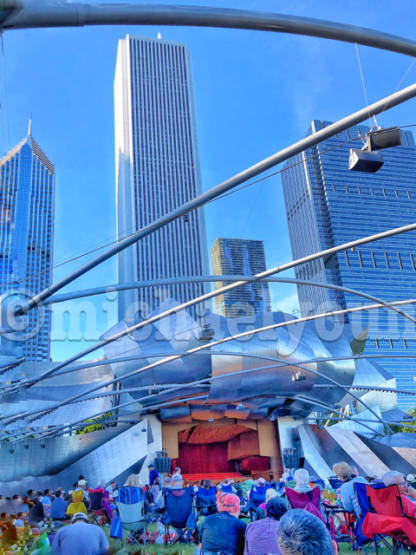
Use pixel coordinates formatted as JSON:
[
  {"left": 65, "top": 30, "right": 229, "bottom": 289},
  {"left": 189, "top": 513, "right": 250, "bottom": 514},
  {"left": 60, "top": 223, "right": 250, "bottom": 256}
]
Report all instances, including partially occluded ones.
[
  {"left": 2, "top": 351, "right": 391, "bottom": 436},
  {"left": 11, "top": 84, "right": 416, "bottom": 323},
  {"left": 20, "top": 222, "right": 416, "bottom": 388},
  {"left": 2, "top": 3, "right": 416, "bottom": 60},
  {"left": 4, "top": 294, "right": 416, "bottom": 423}
]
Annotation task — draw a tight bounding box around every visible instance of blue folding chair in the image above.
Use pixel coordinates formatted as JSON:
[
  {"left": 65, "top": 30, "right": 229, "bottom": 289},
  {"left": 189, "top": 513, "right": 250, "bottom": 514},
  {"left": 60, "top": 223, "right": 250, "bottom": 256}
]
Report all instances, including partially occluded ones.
[
  {"left": 196, "top": 486, "right": 217, "bottom": 516},
  {"left": 353, "top": 482, "right": 385, "bottom": 551},
  {"left": 115, "top": 486, "right": 148, "bottom": 548},
  {"left": 243, "top": 484, "right": 270, "bottom": 521},
  {"left": 162, "top": 487, "right": 196, "bottom": 546},
  {"left": 328, "top": 476, "right": 343, "bottom": 490}
]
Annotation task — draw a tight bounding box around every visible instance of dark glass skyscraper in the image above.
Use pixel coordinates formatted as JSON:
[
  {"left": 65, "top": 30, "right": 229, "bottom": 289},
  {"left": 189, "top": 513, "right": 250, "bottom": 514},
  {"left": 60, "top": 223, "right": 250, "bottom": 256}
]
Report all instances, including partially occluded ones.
[
  {"left": 281, "top": 120, "right": 416, "bottom": 410},
  {"left": 211, "top": 238, "right": 272, "bottom": 318},
  {"left": 0, "top": 122, "right": 55, "bottom": 361},
  {"left": 114, "top": 35, "right": 209, "bottom": 320}
]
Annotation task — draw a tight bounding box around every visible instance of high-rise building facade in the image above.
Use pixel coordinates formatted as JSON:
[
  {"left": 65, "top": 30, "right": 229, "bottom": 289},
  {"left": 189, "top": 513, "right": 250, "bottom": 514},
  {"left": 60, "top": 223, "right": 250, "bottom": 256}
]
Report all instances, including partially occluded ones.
[
  {"left": 281, "top": 119, "right": 416, "bottom": 409},
  {"left": 0, "top": 122, "right": 55, "bottom": 361},
  {"left": 211, "top": 238, "right": 272, "bottom": 318},
  {"left": 114, "top": 35, "right": 209, "bottom": 320}
]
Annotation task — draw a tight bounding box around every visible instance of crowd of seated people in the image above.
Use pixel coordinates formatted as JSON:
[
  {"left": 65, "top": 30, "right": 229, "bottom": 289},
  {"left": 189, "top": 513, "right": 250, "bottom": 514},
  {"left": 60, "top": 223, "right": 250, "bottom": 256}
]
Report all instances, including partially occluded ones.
[{"left": 1, "top": 462, "right": 416, "bottom": 554}]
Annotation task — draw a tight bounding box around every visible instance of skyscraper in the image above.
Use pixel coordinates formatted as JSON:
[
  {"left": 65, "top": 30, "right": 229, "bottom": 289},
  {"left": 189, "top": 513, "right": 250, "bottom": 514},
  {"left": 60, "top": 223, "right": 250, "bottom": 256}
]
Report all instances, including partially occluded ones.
[
  {"left": 211, "top": 238, "right": 272, "bottom": 318},
  {"left": 114, "top": 35, "right": 209, "bottom": 320},
  {"left": 0, "top": 122, "right": 55, "bottom": 361},
  {"left": 281, "top": 119, "right": 416, "bottom": 409}
]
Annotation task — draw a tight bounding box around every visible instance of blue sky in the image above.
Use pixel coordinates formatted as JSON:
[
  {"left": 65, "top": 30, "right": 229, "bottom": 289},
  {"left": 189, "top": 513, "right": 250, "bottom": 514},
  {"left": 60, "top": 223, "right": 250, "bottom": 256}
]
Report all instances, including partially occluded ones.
[{"left": 4, "top": 0, "right": 416, "bottom": 360}]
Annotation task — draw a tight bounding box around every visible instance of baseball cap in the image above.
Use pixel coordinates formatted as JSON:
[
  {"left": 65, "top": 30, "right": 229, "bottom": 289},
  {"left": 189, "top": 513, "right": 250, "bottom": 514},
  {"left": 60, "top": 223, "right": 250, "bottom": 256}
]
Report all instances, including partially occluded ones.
[
  {"left": 165, "top": 477, "right": 172, "bottom": 483},
  {"left": 78, "top": 480, "right": 86, "bottom": 487},
  {"left": 72, "top": 512, "right": 89, "bottom": 523},
  {"left": 172, "top": 474, "right": 183, "bottom": 482},
  {"left": 407, "top": 474, "right": 416, "bottom": 482},
  {"left": 257, "top": 477, "right": 266, "bottom": 485},
  {"left": 147, "top": 462, "right": 154, "bottom": 467}
]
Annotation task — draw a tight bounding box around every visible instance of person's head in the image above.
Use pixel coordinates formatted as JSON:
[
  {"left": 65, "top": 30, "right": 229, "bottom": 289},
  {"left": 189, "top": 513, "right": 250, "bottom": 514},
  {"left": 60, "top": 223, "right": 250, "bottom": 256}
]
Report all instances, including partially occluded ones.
[
  {"left": 8, "top": 514, "right": 17, "bottom": 525},
  {"left": 110, "top": 480, "right": 117, "bottom": 489},
  {"left": 164, "top": 477, "right": 172, "bottom": 487},
  {"left": 202, "top": 479, "right": 213, "bottom": 490},
  {"left": 0, "top": 513, "right": 9, "bottom": 521},
  {"left": 266, "top": 488, "right": 278, "bottom": 502},
  {"left": 96, "top": 479, "right": 104, "bottom": 489},
  {"left": 277, "top": 509, "right": 335, "bottom": 555},
  {"left": 44, "top": 489, "right": 52, "bottom": 497},
  {"left": 333, "top": 462, "right": 353, "bottom": 483},
  {"left": 382, "top": 471, "right": 408, "bottom": 494},
  {"left": 148, "top": 464, "right": 154, "bottom": 471},
  {"left": 173, "top": 467, "right": 181, "bottom": 475},
  {"left": 257, "top": 477, "right": 266, "bottom": 487},
  {"left": 0, "top": 495, "right": 4, "bottom": 500},
  {"left": 294, "top": 469, "right": 310, "bottom": 488},
  {"left": 265, "top": 497, "right": 287, "bottom": 521},
  {"left": 12, "top": 494, "right": 21, "bottom": 500},
  {"left": 17, "top": 512, "right": 25, "bottom": 520},
  {"left": 27, "top": 490, "right": 34, "bottom": 497},
  {"left": 35, "top": 493, "right": 44, "bottom": 503},
  {"left": 125, "top": 474, "right": 142, "bottom": 488},
  {"left": 72, "top": 512, "right": 89, "bottom": 525},
  {"left": 78, "top": 480, "right": 87, "bottom": 490},
  {"left": 351, "top": 466, "right": 359, "bottom": 477},
  {"left": 171, "top": 474, "right": 183, "bottom": 487},
  {"left": 78, "top": 475, "right": 85, "bottom": 481},
  {"left": 55, "top": 490, "right": 62, "bottom": 498},
  {"left": 217, "top": 493, "right": 240, "bottom": 517},
  {"left": 153, "top": 478, "right": 161, "bottom": 486}
]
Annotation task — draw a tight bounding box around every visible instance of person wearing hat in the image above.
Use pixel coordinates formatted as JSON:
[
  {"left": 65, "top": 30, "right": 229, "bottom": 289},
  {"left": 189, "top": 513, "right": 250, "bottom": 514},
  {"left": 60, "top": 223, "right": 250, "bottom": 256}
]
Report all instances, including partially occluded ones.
[
  {"left": 148, "top": 462, "right": 160, "bottom": 486},
  {"left": 52, "top": 512, "right": 109, "bottom": 555}
]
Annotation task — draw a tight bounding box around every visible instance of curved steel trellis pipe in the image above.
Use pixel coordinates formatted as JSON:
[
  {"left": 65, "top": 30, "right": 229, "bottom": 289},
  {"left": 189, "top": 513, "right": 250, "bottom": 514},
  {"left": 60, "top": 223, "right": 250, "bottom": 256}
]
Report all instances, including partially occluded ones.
[
  {"left": 21, "top": 223, "right": 416, "bottom": 387},
  {"left": 44, "top": 275, "right": 416, "bottom": 326},
  {"left": 11, "top": 84, "right": 416, "bottom": 323},
  {"left": 2, "top": 3, "right": 416, "bottom": 60}
]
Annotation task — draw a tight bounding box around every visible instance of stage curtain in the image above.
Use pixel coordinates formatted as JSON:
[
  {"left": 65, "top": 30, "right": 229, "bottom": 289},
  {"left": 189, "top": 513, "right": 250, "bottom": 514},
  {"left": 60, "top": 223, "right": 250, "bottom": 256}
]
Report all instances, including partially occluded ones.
[
  {"left": 241, "top": 456, "right": 270, "bottom": 472},
  {"left": 177, "top": 442, "right": 233, "bottom": 474}
]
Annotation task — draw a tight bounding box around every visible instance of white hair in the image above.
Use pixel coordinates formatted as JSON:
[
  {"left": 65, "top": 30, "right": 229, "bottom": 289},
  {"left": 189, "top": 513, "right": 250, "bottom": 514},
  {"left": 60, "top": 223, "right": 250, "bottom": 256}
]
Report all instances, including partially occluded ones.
[
  {"left": 294, "top": 469, "right": 310, "bottom": 487},
  {"left": 278, "top": 510, "right": 334, "bottom": 555},
  {"left": 266, "top": 488, "right": 278, "bottom": 502},
  {"left": 382, "top": 471, "right": 404, "bottom": 487}
]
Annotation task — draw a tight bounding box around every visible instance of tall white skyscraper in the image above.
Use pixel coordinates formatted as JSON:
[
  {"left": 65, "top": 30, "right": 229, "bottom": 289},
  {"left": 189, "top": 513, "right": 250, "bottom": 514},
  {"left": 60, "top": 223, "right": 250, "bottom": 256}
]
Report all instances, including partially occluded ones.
[{"left": 114, "top": 35, "right": 209, "bottom": 320}]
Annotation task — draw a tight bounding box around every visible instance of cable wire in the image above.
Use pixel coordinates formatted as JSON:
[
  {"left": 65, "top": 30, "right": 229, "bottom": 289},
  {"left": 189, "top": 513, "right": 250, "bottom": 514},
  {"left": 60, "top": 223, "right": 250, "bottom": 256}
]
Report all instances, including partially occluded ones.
[
  {"left": 355, "top": 42, "right": 378, "bottom": 130},
  {"left": 1, "top": 36, "right": 10, "bottom": 149}
]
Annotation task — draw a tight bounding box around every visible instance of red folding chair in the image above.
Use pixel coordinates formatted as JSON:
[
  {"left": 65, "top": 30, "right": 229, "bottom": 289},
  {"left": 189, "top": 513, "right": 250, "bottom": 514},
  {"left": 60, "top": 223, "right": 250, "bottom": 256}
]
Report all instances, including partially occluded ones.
[{"left": 362, "top": 485, "right": 416, "bottom": 554}]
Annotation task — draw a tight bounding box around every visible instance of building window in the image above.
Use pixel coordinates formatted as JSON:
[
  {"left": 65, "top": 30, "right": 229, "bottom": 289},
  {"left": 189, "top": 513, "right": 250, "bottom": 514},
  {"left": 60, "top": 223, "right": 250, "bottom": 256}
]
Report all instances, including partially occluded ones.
[
  {"left": 385, "top": 253, "right": 390, "bottom": 269},
  {"left": 396, "top": 190, "right": 399, "bottom": 197},
  {"left": 358, "top": 186, "right": 361, "bottom": 194},
  {"left": 403, "top": 339, "right": 408, "bottom": 349},
  {"left": 389, "top": 339, "right": 394, "bottom": 349},
  {"left": 370, "top": 187, "right": 374, "bottom": 195},
  {"left": 358, "top": 251, "right": 363, "bottom": 267},
  {"left": 371, "top": 252, "right": 377, "bottom": 268},
  {"left": 375, "top": 338, "right": 379, "bottom": 349},
  {"left": 383, "top": 188, "right": 386, "bottom": 196},
  {"left": 332, "top": 184, "right": 336, "bottom": 192},
  {"left": 398, "top": 253, "right": 403, "bottom": 270},
  {"left": 408, "top": 191, "right": 411, "bottom": 199},
  {"left": 345, "top": 185, "right": 349, "bottom": 193}
]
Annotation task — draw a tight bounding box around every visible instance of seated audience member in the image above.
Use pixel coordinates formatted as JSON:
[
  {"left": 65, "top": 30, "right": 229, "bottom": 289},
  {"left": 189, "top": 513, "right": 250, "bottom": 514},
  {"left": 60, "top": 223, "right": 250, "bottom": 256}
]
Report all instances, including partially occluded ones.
[
  {"left": 15, "top": 512, "right": 26, "bottom": 528},
  {"left": 75, "top": 479, "right": 89, "bottom": 502},
  {"left": 256, "top": 487, "right": 279, "bottom": 519},
  {"left": 333, "top": 462, "right": 368, "bottom": 514},
  {"left": 12, "top": 494, "right": 22, "bottom": 500},
  {"left": 245, "top": 497, "right": 288, "bottom": 555},
  {"left": 50, "top": 490, "right": 69, "bottom": 521},
  {"left": 150, "top": 477, "right": 161, "bottom": 503},
  {"left": 277, "top": 509, "right": 336, "bottom": 555},
  {"left": 220, "top": 478, "right": 237, "bottom": 493},
  {"left": 171, "top": 474, "right": 184, "bottom": 489},
  {"left": 241, "top": 477, "right": 269, "bottom": 515},
  {"left": 89, "top": 480, "right": 113, "bottom": 520},
  {"left": 28, "top": 493, "right": 48, "bottom": 527},
  {"left": 382, "top": 470, "right": 416, "bottom": 516},
  {"left": 67, "top": 485, "right": 88, "bottom": 517},
  {"left": 42, "top": 488, "right": 53, "bottom": 511},
  {"left": 27, "top": 490, "right": 35, "bottom": 500},
  {"left": 0, "top": 512, "right": 9, "bottom": 531},
  {"left": 52, "top": 511, "right": 109, "bottom": 555},
  {"left": 73, "top": 475, "right": 87, "bottom": 489},
  {"left": 108, "top": 480, "right": 119, "bottom": 499},
  {"left": 200, "top": 493, "right": 246, "bottom": 555},
  {"left": 1, "top": 515, "right": 18, "bottom": 549},
  {"left": 172, "top": 466, "right": 181, "bottom": 477},
  {"left": 124, "top": 473, "right": 143, "bottom": 490},
  {"left": 293, "top": 469, "right": 313, "bottom": 493}
]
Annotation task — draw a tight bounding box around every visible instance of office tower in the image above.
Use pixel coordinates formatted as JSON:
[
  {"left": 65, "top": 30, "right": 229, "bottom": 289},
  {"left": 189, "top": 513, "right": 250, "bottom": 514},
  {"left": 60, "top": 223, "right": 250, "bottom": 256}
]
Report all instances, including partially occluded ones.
[
  {"left": 114, "top": 35, "right": 209, "bottom": 320},
  {"left": 0, "top": 122, "right": 55, "bottom": 361},
  {"left": 281, "top": 119, "right": 416, "bottom": 409},
  {"left": 211, "top": 238, "right": 272, "bottom": 317}
]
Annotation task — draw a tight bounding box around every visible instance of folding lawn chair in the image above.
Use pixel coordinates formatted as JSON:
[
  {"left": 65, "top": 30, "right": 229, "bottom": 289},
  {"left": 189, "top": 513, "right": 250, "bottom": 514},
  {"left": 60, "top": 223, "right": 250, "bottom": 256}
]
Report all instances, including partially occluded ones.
[
  {"left": 115, "top": 486, "right": 147, "bottom": 548},
  {"left": 362, "top": 484, "right": 416, "bottom": 555},
  {"left": 353, "top": 481, "right": 385, "bottom": 552},
  {"left": 243, "top": 484, "right": 270, "bottom": 521},
  {"left": 195, "top": 486, "right": 217, "bottom": 517},
  {"left": 286, "top": 487, "right": 337, "bottom": 542},
  {"left": 88, "top": 489, "right": 111, "bottom": 526},
  {"left": 162, "top": 486, "right": 196, "bottom": 546}
]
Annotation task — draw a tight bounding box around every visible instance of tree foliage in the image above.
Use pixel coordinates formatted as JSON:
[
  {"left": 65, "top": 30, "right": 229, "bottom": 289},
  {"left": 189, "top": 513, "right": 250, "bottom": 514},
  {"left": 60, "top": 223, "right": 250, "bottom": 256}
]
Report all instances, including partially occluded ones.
[
  {"left": 74, "top": 412, "right": 113, "bottom": 435},
  {"left": 390, "top": 407, "right": 416, "bottom": 434}
]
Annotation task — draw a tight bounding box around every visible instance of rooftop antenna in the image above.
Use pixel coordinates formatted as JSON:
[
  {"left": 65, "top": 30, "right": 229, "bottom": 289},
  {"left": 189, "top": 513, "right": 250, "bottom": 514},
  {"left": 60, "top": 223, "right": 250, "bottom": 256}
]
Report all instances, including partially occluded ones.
[
  {"left": 157, "top": 32, "right": 162, "bottom": 40},
  {"left": 28, "top": 117, "right": 32, "bottom": 136}
]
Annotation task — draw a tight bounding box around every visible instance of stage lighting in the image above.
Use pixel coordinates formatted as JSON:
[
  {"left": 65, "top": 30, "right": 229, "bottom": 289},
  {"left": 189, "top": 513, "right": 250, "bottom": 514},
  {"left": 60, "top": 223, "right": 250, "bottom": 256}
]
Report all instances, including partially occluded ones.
[
  {"left": 40, "top": 443, "right": 45, "bottom": 448},
  {"left": 236, "top": 402, "right": 245, "bottom": 411},
  {"left": 349, "top": 149, "right": 384, "bottom": 173},
  {"left": 208, "top": 417, "right": 214, "bottom": 422},
  {"left": 149, "top": 388, "right": 160, "bottom": 395},
  {"left": 9, "top": 447, "right": 14, "bottom": 454},
  {"left": 292, "top": 372, "right": 306, "bottom": 382},
  {"left": 183, "top": 213, "right": 190, "bottom": 223},
  {"left": 141, "top": 423, "right": 147, "bottom": 432},
  {"left": 367, "top": 127, "right": 402, "bottom": 152},
  {"left": 199, "top": 323, "right": 215, "bottom": 341},
  {"left": 24, "top": 442, "right": 29, "bottom": 449},
  {"left": 270, "top": 415, "right": 276, "bottom": 421}
]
